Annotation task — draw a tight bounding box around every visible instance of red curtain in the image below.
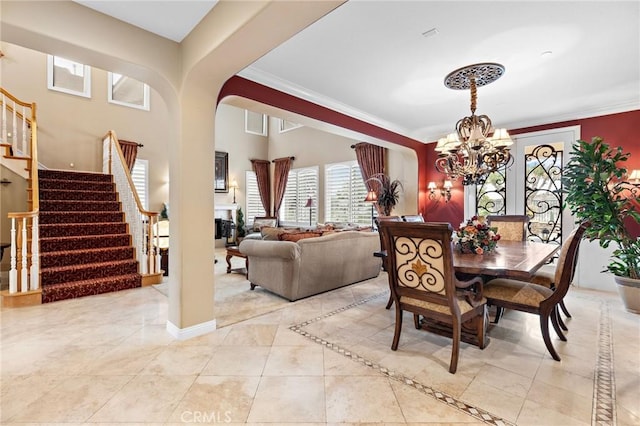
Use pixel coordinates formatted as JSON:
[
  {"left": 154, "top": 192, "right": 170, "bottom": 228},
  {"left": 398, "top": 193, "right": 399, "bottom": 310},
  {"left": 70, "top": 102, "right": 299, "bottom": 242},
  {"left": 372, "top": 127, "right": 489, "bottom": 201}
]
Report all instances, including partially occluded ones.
[
  {"left": 354, "top": 142, "right": 385, "bottom": 192},
  {"left": 251, "top": 159, "right": 271, "bottom": 215},
  {"left": 118, "top": 139, "right": 139, "bottom": 171},
  {"left": 273, "top": 157, "right": 293, "bottom": 218}
]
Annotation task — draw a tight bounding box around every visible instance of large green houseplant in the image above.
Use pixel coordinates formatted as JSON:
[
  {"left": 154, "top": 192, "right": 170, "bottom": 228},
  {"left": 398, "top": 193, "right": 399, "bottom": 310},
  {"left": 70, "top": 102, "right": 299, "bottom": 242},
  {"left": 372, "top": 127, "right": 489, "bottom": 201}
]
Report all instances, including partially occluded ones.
[
  {"left": 563, "top": 136, "right": 640, "bottom": 312},
  {"left": 367, "top": 173, "right": 403, "bottom": 216}
]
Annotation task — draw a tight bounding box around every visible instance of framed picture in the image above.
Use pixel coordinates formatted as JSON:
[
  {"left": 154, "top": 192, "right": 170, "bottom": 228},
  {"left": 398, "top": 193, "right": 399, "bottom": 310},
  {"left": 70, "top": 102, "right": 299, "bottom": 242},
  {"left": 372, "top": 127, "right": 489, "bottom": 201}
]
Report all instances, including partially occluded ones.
[{"left": 215, "top": 151, "right": 228, "bottom": 193}]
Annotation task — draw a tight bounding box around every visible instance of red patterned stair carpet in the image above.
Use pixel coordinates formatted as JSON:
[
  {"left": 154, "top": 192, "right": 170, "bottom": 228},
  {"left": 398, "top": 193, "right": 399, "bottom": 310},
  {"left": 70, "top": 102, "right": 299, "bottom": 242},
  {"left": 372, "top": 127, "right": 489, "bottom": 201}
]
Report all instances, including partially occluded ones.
[{"left": 38, "top": 169, "right": 141, "bottom": 303}]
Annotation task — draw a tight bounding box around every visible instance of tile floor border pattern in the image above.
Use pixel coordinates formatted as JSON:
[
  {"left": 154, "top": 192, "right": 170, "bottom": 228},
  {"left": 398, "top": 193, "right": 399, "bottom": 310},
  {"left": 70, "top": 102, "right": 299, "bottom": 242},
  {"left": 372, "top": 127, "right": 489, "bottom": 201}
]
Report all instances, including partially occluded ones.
[
  {"left": 289, "top": 292, "right": 515, "bottom": 426},
  {"left": 592, "top": 300, "right": 616, "bottom": 425}
]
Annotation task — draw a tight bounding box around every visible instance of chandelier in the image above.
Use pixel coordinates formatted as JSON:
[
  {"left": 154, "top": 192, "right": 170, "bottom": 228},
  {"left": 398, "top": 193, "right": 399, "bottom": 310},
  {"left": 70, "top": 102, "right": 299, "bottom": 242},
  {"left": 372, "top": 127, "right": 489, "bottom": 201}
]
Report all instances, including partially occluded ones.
[{"left": 435, "top": 63, "right": 513, "bottom": 185}]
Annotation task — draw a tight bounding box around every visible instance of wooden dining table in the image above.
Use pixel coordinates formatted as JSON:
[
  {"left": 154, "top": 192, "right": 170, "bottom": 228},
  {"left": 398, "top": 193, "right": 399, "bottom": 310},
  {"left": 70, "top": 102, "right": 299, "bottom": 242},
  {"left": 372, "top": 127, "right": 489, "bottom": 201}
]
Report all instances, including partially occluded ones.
[{"left": 452, "top": 240, "right": 560, "bottom": 279}]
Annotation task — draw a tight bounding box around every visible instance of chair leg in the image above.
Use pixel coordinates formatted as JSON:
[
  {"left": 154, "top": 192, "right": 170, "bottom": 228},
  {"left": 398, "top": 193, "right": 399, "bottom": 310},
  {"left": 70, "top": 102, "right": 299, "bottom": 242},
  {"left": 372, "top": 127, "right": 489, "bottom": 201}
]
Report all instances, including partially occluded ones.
[
  {"left": 476, "top": 307, "right": 488, "bottom": 349},
  {"left": 493, "top": 306, "right": 504, "bottom": 324},
  {"left": 540, "top": 311, "right": 561, "bottom": 361},
  {"left": 559, "top": 300, "right": 572, "bottom": 318},
  {"left": 391, "top": 307, "right": 403, "bottom": 351},
  {"left": 449, "top": 318, "right": 461, "bottom": 374},
  {"left": 550, "top": 307, "right": 566, "bottom": 341},
  {"left": 413, "top": 314, "right": 421, "bottom": 329},
  {"left": 385, "top": 294, "right": 393, "bottom": 309},
  {"left": 557, "top": 306, "right": 568, "bottom": 331}
]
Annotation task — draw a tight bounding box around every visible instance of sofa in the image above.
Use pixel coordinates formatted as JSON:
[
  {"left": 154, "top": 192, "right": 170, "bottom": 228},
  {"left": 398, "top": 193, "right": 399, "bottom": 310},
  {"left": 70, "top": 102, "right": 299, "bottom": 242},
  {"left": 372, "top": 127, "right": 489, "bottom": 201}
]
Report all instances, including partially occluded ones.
[{"left": 238, "top": 230, "right": 382, "bottom": 301}]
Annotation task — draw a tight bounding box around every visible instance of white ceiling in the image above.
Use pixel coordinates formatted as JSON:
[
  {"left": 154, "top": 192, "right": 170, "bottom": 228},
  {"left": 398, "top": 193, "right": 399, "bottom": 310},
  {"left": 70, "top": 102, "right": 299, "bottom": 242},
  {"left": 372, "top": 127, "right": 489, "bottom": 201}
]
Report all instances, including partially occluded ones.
[{"left": 73, "top": 1, "right": 640, "bottom": 144}]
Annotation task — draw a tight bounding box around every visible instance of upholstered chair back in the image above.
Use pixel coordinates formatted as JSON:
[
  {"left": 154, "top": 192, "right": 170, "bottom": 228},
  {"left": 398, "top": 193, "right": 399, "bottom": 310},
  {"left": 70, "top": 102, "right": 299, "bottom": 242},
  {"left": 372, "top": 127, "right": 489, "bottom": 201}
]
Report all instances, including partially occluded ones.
[{"left": 487, "top": 215, "right": 530, "bottom": 241}]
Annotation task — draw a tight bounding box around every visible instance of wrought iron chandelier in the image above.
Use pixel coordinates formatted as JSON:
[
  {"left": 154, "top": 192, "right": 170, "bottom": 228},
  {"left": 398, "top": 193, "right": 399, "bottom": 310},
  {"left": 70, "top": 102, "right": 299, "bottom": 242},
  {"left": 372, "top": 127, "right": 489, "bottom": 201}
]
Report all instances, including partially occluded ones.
[{"left": 435, "top": 63, "right": 514, "bottom": 185}]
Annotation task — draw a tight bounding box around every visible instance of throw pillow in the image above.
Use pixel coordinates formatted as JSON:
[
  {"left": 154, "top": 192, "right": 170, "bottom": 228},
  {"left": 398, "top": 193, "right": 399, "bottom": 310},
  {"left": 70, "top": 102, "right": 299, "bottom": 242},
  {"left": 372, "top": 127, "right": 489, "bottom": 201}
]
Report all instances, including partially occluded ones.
[
  {"left": 261, "top": 226, "right": 287, "bottom": 241},
  {"left": 253, "top": 218, "right": 278, "bottom": 232},
  {"left": 278, "top": 230, "right": 323, "bottom": 242}
]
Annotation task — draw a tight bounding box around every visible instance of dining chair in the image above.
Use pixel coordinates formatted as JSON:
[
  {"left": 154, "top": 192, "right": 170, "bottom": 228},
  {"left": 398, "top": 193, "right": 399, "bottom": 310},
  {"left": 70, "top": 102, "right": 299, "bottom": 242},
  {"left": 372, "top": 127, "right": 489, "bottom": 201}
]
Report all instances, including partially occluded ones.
[
  {"left": 482, "top": 221, "right": 588, "bottom": 361},
  {"left": 374, "top": 215, "right": 402, "bottom": 309},
  {"left": 529, "top": 239, "right": 582, "bottom": 330},
  {"left": 378, "top": 221, "right": 487, "bottom": 374},
  {"left": 486, "top": 215, "right": 530, "bottom": 241},
  {"left": 401, "top": 214, "right": 425, "bottom": 222}
]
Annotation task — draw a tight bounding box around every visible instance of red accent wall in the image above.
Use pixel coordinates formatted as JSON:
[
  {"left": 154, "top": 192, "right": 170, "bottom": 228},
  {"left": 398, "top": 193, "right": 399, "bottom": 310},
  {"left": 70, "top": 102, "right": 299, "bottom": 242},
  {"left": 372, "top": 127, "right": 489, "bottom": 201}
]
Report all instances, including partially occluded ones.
[{"left": 220, "top": 76, "right": 639, "bottom": 235}]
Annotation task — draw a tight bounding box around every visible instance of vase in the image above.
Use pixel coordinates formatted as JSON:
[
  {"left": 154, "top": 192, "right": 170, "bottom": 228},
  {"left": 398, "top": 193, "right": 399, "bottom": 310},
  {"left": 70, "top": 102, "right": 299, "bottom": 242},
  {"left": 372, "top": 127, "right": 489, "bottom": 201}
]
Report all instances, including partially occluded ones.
[{"left": 614, "top": 275, "right": 640, "bottom": 314}]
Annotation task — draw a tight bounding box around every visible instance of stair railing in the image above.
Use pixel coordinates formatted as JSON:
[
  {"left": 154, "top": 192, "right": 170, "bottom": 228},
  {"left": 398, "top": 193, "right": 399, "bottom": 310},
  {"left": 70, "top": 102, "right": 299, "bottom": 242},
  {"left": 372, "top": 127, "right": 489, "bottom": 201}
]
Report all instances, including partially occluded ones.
[
  {"left": 1, "top": 88, "right": 40, "bottom": 294},
  {"left": 102, "top": 130, "right": 160, "bottom": 275}
]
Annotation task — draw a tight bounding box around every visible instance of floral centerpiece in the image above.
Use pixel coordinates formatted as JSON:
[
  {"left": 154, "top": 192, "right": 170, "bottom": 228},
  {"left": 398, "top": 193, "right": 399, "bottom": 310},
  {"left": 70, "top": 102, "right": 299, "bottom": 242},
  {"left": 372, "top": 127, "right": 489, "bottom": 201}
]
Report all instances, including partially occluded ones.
[{"left": 453, "top": 216, "right": 501, "bottom": 254}]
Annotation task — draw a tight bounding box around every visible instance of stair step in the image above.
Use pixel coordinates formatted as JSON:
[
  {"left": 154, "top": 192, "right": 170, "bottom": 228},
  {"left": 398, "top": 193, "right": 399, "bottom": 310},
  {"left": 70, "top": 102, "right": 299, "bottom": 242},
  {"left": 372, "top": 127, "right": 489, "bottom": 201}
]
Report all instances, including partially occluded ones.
[
  {"left": 39, "top": 222, "right": 128, "bottom": 238},
  {"left": 39, "top": 211, "right": 124, "bottom": 224},
  {"left": 39, "top": 199, "right": 121, "bottom": 212},
  {"left": 38, "top": 178, "right": 115, "bottom": 192},
  {"left": 41, "top": 273, "right": 142, "bottom": 303},
  {"left": 39, "top": 169, "right": 113, "bottom": 182},
  {"left": 41, "top": 260, "right": 139, "bottom": 286},
  {"left": 40, "top": 234, "right": 131, "bottom": 252},
  {"left": 39, "top": 246, "right": 136, "bottom": 268},
  {"left": 40, "top": 189, "right": 118, "bottom": 201}
]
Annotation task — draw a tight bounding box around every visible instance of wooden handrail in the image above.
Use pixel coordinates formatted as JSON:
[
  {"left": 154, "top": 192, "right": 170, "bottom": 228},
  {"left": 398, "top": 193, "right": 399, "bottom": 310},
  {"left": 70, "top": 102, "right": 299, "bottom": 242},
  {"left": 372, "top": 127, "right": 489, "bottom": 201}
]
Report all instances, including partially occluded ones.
[
  {"left": 0, "top": 101, "right": 32, "bottom": 126},
  {"left": 103, "top": 130, "right": 157, "bottom": 218},
  {"left": 0, "top": 88, "right": 35, "bottom": 110}
]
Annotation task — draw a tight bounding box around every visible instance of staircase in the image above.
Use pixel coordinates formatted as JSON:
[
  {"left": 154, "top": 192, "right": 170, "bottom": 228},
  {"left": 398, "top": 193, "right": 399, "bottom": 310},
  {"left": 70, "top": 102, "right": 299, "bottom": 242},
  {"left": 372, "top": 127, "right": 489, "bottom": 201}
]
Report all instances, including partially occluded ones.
[{"left": 38, "top": 169, "right": 141, "bottom": 303}]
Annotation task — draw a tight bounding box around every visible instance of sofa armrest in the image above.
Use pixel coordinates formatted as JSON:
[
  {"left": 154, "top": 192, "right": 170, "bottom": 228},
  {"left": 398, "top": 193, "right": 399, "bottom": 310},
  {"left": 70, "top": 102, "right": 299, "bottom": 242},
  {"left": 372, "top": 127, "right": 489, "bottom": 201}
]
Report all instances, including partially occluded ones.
[{"left": 239, "top": 239, "right": 300, "bottom": 260}]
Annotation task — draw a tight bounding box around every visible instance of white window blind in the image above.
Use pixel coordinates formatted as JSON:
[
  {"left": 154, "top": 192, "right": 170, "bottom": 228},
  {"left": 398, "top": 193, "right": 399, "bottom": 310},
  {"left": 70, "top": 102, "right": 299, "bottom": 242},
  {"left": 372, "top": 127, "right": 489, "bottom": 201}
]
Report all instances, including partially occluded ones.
[
  {"left": 108, "top": 72, "right": 150, "bottom": 111},
  {"left": 324, "top": 161, "right": 369, "bottom": 225},
  {"left": 245, "top": 170, "right": 266, "bottom": 223},
  {"left": 131, "top": 159, "right": 148, "bottom": 210},
  {"left": 279, "top": 166, "right": 319, "bottom": 227}
]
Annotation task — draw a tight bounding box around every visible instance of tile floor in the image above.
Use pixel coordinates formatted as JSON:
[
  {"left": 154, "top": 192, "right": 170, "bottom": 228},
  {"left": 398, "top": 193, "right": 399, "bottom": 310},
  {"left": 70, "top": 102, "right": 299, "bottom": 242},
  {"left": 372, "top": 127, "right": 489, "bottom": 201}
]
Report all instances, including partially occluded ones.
[{"left": 1, "top": 256, "right": 639, "bottom": 425}]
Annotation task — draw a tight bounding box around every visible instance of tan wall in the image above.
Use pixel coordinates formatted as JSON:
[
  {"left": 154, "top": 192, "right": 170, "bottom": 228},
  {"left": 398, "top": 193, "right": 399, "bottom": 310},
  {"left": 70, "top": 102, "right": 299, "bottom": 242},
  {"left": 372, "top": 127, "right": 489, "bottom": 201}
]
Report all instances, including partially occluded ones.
[
  {"left": 0, "top": 42, "right": 171, "bottom": 212},
  {"left": 0, "top": 166, "right": 29, "bottom": 283}
]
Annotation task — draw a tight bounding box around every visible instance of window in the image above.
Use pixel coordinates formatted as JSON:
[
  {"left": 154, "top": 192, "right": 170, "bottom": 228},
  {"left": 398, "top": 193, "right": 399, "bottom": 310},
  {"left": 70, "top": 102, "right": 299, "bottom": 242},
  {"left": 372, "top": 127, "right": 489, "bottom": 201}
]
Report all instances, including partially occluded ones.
[
  {"left": 131, "top": 159, "right": 149, "bottom": 210},
  {"left": 325, "top": 161, "right": 369, "bottom": 225},
  {"left": 108, "top": 72, "right": 150, "bottom": 111},
  {"left": 279, "top": 167, "right": 319, "bottom": 227},
  {"left": 245, "top": 170, "right": 266, "bottom": 223},
  {"left": 47, "top": 55, "right": 91, "bottom": 98},
  {"left": 245, "top": 110, "right": 268, "bottom": 136},
  {"left": 279, "top": 118, "right": 302, "bottom": 133}
]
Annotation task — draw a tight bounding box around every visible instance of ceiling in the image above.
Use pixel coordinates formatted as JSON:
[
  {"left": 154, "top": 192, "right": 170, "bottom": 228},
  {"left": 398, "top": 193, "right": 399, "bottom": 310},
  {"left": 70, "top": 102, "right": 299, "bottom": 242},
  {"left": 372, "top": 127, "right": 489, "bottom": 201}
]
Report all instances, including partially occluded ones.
[{"left": 73, "top": 1, "right": 639, "bottom": 144}]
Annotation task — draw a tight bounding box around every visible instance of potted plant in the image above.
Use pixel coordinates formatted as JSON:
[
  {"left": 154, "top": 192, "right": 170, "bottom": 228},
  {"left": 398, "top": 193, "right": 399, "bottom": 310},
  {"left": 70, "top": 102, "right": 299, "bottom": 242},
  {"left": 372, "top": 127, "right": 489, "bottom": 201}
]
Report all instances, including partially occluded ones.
[
  {"left": 563, "top": 136, "right": 640, "bottom": 313},
  {"left": 236, "top": 207, "right": 246, "bottom": 243},
  {"left": 367, "top": 173, "right": 403, "bottom": 216}
]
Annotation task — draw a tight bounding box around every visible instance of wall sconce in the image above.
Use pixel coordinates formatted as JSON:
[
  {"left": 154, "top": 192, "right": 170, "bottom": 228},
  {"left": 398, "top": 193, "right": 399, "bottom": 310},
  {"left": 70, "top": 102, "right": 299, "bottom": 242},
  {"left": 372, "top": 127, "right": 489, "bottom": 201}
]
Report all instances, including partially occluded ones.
[
  {"left": 428, "top": 180, "right": 452, "bottom": 203},
  {"left": 628, "top": 170, "right": 640, "bottom": 186},
  {"left": 229, "top": 179, "right": 239, "bottom": 204}
]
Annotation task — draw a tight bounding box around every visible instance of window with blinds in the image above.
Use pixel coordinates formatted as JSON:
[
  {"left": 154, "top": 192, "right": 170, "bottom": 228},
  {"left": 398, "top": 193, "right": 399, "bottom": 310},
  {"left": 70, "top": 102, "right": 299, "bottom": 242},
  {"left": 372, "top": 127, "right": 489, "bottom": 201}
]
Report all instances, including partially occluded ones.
[
  {"left": 279, "top": 166, "right": 319, "bottom": 227},
  {"left": 245, "top": 170, "right": 267, "bottom": 224},
  {"left": 325, "top": 161, "right": 369, "bottom": 225},
  {"left": 131, "top": 159, "right": 148, "bottom": 210}
]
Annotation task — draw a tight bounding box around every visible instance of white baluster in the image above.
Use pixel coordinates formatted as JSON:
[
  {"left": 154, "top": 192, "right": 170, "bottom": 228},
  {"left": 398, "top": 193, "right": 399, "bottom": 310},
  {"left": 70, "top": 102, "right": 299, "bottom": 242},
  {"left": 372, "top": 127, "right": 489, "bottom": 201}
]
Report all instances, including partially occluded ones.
[
  {"left": 1, "top": 95, "right": 6, "bottom": 146},
  {"left": 12, "top": 101, "right": 18, "bottom": 153},
  {"left": 20, "top": 218, "right": 28, "bottom": 292},
  {"left": 9, "top": 218, "right": 17, "bottom": 294},
  {"left": 30, "top": 216, "right": 39, "bottom": 290},
  {"left": 22, "top": 105, "right": 27, "bottom": 156}
]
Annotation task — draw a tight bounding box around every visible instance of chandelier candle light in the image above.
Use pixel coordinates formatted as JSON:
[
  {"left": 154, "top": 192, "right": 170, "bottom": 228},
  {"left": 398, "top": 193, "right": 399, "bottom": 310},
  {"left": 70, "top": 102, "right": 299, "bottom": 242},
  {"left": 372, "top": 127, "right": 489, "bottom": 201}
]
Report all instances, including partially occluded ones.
[{"left": 435, "top": 63, "right": 514, "bottom": 185}]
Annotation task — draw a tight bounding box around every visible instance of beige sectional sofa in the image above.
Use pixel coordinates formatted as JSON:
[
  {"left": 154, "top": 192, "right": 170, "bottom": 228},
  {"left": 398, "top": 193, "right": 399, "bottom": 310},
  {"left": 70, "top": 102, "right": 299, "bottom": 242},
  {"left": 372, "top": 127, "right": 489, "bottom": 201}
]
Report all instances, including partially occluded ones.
[{"left": 238, "top": 230, "right": 382, "bottom": 301}]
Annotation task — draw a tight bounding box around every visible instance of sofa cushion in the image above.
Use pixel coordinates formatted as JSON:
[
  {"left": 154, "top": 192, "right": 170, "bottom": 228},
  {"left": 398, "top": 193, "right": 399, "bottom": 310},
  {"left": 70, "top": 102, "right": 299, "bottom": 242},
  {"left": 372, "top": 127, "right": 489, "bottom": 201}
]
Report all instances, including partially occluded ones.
[{"left": 278, "top": 230, "right": 323, "bottom": 242}]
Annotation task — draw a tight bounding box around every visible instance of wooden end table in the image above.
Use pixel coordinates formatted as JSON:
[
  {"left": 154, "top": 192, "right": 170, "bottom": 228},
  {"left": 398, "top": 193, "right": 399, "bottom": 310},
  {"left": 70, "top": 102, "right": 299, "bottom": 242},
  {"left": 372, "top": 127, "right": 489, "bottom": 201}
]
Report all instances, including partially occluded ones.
[{"left": 225, "top": 246, "right": 248, "bottom": 278}]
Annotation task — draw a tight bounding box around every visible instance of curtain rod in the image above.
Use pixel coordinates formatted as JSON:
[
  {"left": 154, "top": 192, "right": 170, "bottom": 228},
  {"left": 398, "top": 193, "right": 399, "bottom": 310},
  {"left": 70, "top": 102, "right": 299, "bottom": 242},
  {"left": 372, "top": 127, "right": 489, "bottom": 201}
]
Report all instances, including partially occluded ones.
[{"left": 271, "top": 156, "right": 295, "bottom": 162}]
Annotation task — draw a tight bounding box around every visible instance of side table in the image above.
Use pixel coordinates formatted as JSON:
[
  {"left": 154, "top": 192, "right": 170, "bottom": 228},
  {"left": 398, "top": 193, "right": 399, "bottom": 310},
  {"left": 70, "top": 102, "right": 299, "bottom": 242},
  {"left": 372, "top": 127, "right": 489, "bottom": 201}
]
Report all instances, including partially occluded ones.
[{"left": 225, "top": 246, "right": 248, "bottom": 278}]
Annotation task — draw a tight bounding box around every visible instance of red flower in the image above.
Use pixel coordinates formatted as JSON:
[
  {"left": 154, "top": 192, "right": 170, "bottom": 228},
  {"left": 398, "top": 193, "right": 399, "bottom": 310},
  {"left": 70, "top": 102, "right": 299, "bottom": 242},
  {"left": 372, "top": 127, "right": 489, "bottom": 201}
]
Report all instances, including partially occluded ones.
[{"left": 475, "top": 247, "right": 484, "bottom": 255}]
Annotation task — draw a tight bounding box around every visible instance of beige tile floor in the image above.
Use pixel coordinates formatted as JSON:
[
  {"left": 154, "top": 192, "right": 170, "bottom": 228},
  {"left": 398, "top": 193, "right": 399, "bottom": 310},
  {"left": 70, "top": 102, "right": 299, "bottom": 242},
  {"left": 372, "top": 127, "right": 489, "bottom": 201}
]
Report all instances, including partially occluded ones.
[{"left": 1, "top": 255, "right": 639, "bottom": 425}]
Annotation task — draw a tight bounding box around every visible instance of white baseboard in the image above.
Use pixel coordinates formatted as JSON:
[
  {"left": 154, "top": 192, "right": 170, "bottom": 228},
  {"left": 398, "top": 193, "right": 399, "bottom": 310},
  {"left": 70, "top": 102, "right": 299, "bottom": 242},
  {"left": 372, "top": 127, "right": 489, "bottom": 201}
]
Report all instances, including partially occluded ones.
[{"left": 166, "top": 318, "right": 217, "bottom": 340}]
